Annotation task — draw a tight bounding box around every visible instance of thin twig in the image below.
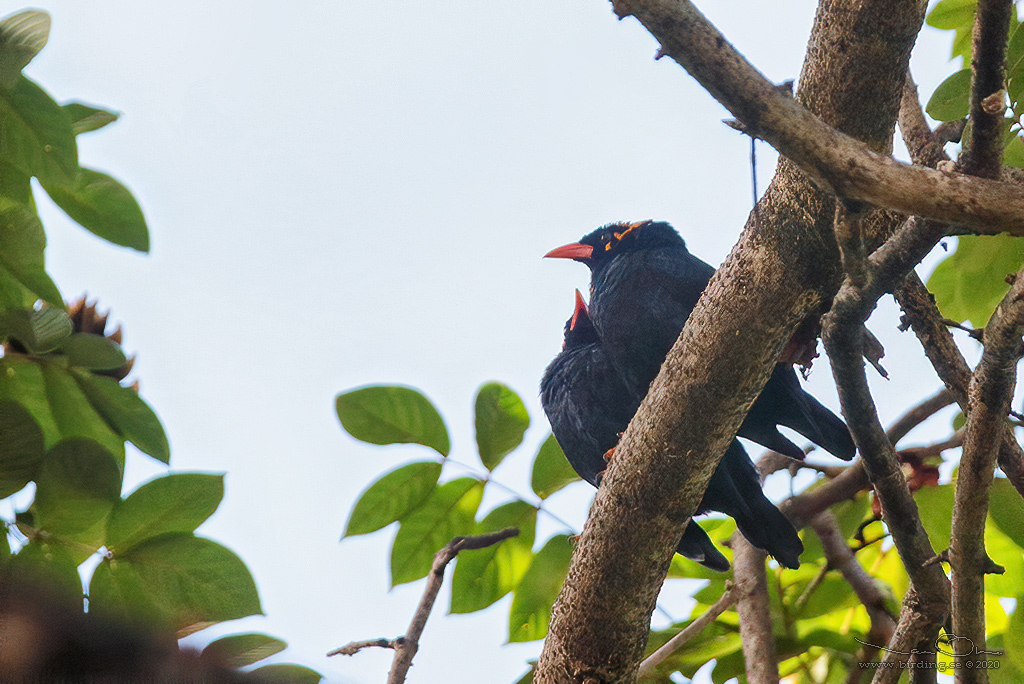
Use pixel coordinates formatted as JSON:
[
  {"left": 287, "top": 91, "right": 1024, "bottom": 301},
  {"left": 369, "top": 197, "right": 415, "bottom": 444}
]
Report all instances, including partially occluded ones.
[
  {"left": 637, "top": 582, "right": 736, "bottom": 677},
  {"left": 327, "top": 638, "right": 401, "bottom": 657},
  {"left": 885, "top": 389, "right": 955, "bottom": 447},
  {"left": 329, "top": 528, "right": 520, "bottom": 684}
]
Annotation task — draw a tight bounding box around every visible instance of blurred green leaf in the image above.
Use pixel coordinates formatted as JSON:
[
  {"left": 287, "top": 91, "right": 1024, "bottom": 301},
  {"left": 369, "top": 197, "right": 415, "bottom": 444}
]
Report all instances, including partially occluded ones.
[
  {"left": 7, "top": 539, "right": 82, "bottom": 606},
  {"left": 530, "top": 433, "right": 579, "bottom": 499},
  {"left": 343, "top": 461, "right": 441, "bottom": 537},
  {"left": 58, "top": 333, "right": 127, "bottom": 370},
  {"left": 389, "top": 477, "right": 483, "bottom": 586},
  {"left": 62, "top": 102, "right": 118, "bottom": 135},
  {"left": 915, "top": 483, "right": 955, "bottom": 551},
  {"left": 1004, "top": 136, "right": 1024, "bottom": 169},
  {"left": 474, "top": 382, "right": 529, "bottom": 471},
  {"left": 249, "top": 664, "right": 323, "bottom": 684},
  {"left": 73, "top": 369, "right": 169, "bottom": 464},
  {"left": 989, "top": 478, "right": 1024, "bottom": 548},
  {"left": 450, "top": 501, "right": 537, "bottom": 614},
  {"left": 0, "top": 356, "right": 59, "bottom": 445},
  {"left": 792, "top": 574, "right": 860, "bottom": 620},
  {"left": 202, "top": 633, "right": 287, "bottom": 668},
  {"left": 0, "top": 76, "right": 77, "bottom": 184},
  {"left": 1006, "top": 596, "right": 1024, "bottom": 674},
  {"left": 0, "top": 197, "right": 63, "bottom": 306},
  {"left": 106, "top": 473, "right": 224, "bottom": 553},
  {"left": 0, "top": 10, "right": 49, "bottom": 87},
  {"left": 90, "top": 534, "right": 262, "bottom": 637},
  {"left": 33, "top": 438, "right": 121, "bottom": 541},
  {"left": 926, "top": 0, "right": 977, "bottom": 30},
  {"left": 0, "top": 306, "right": 71, "bottom": 352},
  {"left": 985, "top": 517, "right": 1024, "bottom": 598},
  {"left": 42, "top": 168, "right": 149, "bottom": 252},
  {"left": 336, "top": 385, "right": 450, "bottom": 456},
  {"left": 0, "top": 399, "right": 44, "bottom": 497},
  {"left": 41, "top": 363, "right": 125, "bottom": 466},
  {"left": 508, "top": 534, "right": 573, "bottom": 643},
  {"left": 926, "top": 68, "right": 972, "bottom": 122},
  {"left": 927, "top": 235, "right": 1024, "bottom": 326}
]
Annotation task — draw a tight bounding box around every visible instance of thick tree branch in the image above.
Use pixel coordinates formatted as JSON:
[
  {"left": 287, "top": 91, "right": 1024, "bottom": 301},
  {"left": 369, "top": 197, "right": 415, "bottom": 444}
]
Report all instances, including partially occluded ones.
[
  {"left": 538, "top": 0, "right": 928, "bottom": 680},
  {"left": 612, "top": 0, "right": 1024, "bottom": 235}
]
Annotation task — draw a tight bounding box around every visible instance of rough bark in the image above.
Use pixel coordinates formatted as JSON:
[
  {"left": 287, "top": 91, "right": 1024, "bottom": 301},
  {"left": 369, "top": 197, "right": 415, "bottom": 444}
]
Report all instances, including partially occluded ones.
[{"left": 535, "top": 0, "right": 928, "bottom": 680}]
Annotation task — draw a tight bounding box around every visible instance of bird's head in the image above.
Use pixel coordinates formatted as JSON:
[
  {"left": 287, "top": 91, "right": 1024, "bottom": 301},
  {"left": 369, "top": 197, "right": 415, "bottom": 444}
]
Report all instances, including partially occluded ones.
[{"left": 544, "top": 220, "right": 684, "bottom": 269}]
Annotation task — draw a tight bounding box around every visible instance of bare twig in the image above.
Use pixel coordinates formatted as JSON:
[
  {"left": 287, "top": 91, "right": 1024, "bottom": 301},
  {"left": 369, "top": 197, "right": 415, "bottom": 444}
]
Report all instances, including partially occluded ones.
[
  {"left": 898, "top": 73, "right": 950, "bottom": 170},
  {"left": 637, "top": 582, "right": 736, "bottom": 677},
  {"left": 330, "top": 528, "right": 519, "bottom": 684},
  {"left": 327, "top": 638, "right": 401, "bottom": 657}
]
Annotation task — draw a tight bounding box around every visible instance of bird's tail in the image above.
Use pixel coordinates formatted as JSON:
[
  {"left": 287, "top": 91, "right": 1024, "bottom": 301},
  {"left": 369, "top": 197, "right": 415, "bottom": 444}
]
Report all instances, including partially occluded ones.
[
  {"left": 717, "top": 442, "right": 803, "bottom": 569},
  {"left": 676, "top": 521, "right": 730, "bottom": 572},
  {"left": 764, "top": 365, "right": 856, "bottom": 461}
]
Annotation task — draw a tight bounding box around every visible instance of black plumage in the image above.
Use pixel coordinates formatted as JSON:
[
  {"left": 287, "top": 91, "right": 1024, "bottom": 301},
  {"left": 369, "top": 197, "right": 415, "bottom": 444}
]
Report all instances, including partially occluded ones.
[
  {"left": 541, "top": 290, "right": 730, "bottom": 571},
  {"left": 545, "top": 220, "right": 856, "bottom": 462},
  {"left": 541, "top": 291, "right": 804, "bottom": 569}
]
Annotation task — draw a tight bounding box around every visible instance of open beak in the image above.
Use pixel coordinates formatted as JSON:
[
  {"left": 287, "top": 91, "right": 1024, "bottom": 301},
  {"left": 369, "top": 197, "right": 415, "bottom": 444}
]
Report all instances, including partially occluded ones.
[
  {"left": 544, "top": 242, "right": 593, "bottom": 261},
  {"left": 570, "top": 289, "right": 588, "bottom": 331}
]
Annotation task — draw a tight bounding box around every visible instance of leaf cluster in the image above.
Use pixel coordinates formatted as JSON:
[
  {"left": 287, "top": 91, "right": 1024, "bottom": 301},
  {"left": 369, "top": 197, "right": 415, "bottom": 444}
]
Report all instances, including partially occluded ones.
[{"left": 0, "top": 10, "right": 319, "bottom": 682}]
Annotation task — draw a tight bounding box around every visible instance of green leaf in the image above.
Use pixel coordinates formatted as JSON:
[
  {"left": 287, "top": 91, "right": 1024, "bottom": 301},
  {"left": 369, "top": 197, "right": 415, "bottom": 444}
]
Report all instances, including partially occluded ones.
[
  {"left": 1005, "top": 136, "right": 1024, "bottom": 169},
  {"left": 450, "top": 501, "right": 537, "bottom": 614},
  {"left": 41, "top": 362, "right": 125, "bottom": 466},
  {"left": 343, "top": 461, "right": 442, "bottom": 537},
  {"left": 106, "top": 473, "right": 224, "bottom": 553},
  {"left": 62, "top": 102, "right": 118, "bottom": 135},
  {"left": 0, "top": 197, "right": 63, "bottom": 306},
  {"left": 0, "top": 10, "right": 49, "bottom": 87},
  {"left": 33, "top": 438, "right": 121, "bottom": 540},
  {"left": 0, "top": 76, "right": 77, "bottom": 184},
  {"left": 926, "top": 68, "right": 972, "bottom": 122},
  {"left": 42, "top": 168, "right": 149, "bottom": 252},
  {"left": 336, "top": 385, "right": 450, "bottom": 456},
  {"left": 389, "top": 477, "right": 484, "bottom": 586},
  {"left": 474, "top": 382, "right": 529, "bottom": 471},
  {"left": 0, "top": 399, "right": 44, "bottom": 497},
  {"left": 989, "top": 478, "right": 1024, "bottom": 548},
  {"left": 925, "top": 0, "right": 977, "bottom": 30},
  {"left": 90, "top": 534, "right": 262, "bottom": 637},
  {"left": 985, "top": 517, "right": 1024, "bottom": 598},
  {"left": 0, "top": 356, "right": 59, "bottom": 446},
  {"left": 201, "top": 633, "right": 287, "bottom": 668},
  {"left": 915, "top": 483, "right": 955, "bottom": 551},
  {"left": 508, "top": 534, "right": 573, "bottom": 643},
  {"left": 249, "top": 664, "right": 323, "bottom": 684},
  {"left": 58, "top": 333, "right": 127, "bottom": 370},
  {"left": 1007, "top": 23, "right": 1024, "bottom": 102},
  {"left": 927, "top": 235, "right": 1024, "bottom": 326},
  {"left": 530, "top": 433, "right": 580, "bottom": 499},
  {"left": 73, "top": 370, "right": 169, "bottom": 464},
  {"left": 0, "top": 306, "right": 72, "bottom": 352}
]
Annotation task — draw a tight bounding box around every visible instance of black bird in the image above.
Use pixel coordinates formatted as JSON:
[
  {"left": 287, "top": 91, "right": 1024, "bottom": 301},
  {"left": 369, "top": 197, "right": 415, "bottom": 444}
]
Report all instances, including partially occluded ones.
[
  {"left": 541, "top": 291, "right": 803, "bottom": 569},
  {"left": 545, "top": 220, "right": 856, "bottom": 463}
]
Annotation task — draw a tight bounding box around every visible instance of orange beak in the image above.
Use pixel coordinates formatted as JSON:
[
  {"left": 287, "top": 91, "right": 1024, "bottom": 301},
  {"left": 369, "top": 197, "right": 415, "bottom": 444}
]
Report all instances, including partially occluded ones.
[{"left": 544, "top": 242, "right": 594, "bottom": 260}]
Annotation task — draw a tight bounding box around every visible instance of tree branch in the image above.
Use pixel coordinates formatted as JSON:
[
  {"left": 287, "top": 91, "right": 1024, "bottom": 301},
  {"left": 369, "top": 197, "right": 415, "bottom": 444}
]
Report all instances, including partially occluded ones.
[
  {"left": 732, "top": 538, "right": 778, "bottom": 684},
  {"left": 329, "top": 528, "right": 519, "bottom": 684},
  {"left": 950, "top": 267, "right": 1024, "bottom": 680},
  {"left": 959, "top": 0, "right": 1013, "bottom": 178},
  {"left": 636, "top": 582, "right": 736, "bottom": 677},
  {"left": 611, "top": 0, "right": 1024, "bottom": 235}
]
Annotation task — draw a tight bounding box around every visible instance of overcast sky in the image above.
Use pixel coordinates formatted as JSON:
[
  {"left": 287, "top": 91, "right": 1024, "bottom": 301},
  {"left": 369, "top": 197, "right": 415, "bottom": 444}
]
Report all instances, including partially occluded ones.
[{"left": 23, "top": 2, "right": 965, "bottom": 682}]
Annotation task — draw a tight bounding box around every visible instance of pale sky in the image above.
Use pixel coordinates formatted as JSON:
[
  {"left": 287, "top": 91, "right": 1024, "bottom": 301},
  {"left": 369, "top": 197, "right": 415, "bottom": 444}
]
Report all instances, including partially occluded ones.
[{"left": 22, "top": 2, "right": 963, "bottom": 682}]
